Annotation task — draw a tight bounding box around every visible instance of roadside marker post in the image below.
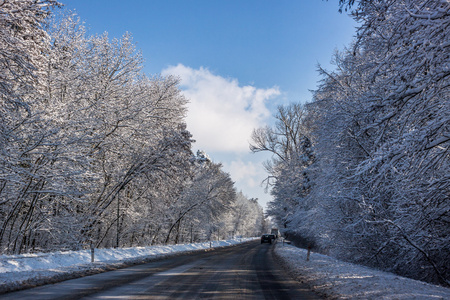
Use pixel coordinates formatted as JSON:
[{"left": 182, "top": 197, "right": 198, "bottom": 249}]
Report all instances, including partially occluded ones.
[
  {"left": 306, "top": 245, "right": 311, "bottom": 261},
  {"left": 91, "top": 243, "right": 95, "bottom": 263}
]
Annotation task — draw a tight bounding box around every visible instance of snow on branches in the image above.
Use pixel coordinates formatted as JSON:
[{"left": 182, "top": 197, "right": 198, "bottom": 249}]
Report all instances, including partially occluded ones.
[
  {"left": 261, "top": 0, "right": 449, "bottom": 286},
  {"left": 0, "top": 9, "right": 265, "bottom": 255}
]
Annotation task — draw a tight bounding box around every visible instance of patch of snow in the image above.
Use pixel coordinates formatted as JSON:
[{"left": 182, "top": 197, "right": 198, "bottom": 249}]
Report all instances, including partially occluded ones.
[{"left": 274, "top": 242, "right": 450, "bottom": 300}]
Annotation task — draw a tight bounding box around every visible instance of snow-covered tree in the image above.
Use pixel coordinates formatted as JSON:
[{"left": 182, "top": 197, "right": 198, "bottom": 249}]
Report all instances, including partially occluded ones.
[
  {"left": 318, "top": 0, "right": 450, "bottom": 285},
  {"left": 250, "top": 103, "right": 316, "bottom": 243},
  {"left": 164, "top": 151, "right": 236, "bottom": 244},
  {"left": 258, "top": 0, "right": 449, "bottom": 286},
  {"left": 0, "top": 0, "right": 62, "bottom": 254},
  {"left": 231, "top": 192, "right": 265, "bottom": 238},
  {"left": 0, "top": 10, "right": 193, "bottom": 253}
]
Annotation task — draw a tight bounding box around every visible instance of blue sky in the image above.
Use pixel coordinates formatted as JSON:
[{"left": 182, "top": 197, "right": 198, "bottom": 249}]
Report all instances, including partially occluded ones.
[{"left": 63, "top": 0, "right": 357, "bottom": 209}]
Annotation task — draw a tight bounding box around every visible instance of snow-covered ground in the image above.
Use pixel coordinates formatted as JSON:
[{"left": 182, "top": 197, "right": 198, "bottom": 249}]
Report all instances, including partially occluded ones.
[
  {"left": 1, "top": 238, "right": 449, "bottom": 299},
  {"left": 274, "top": 242, "right": 450, "bottom": 299}
]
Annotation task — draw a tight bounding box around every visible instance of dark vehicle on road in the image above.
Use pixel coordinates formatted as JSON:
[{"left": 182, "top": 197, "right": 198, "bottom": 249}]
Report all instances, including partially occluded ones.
[{"left": 261, "top": 234, "right": 276, "bottom": 244}]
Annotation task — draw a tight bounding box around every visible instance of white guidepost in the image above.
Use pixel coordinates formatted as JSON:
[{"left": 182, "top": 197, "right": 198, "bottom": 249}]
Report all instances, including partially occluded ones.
[
  {"left": 306, "top": 245, "right": 311, "bottom": 261},
  {"left": 91, "top": 244, "right": 95, "bottom": 263}
]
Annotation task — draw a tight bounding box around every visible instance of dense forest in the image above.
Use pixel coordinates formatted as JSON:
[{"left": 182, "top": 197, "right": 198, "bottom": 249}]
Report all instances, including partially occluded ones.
[
  {"left": 0, "top": 0, "right": 267, "bottom": 255},
  {"left": 252, "top": 0, "right": 449, "bottom": 286}
]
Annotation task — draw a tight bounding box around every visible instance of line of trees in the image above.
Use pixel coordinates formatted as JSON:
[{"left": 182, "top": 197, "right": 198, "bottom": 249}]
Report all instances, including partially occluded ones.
[
  {"left": 252, "top": 0, "right": 449, "bottom": 286},
  {"left": 0, "top": 1, "right": 266, "bottom": 254}
]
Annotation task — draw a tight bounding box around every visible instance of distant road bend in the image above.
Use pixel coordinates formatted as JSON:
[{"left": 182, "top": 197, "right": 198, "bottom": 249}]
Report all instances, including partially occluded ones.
[{"left": 2, "top": 240, "right": 321, "bottom": 299}]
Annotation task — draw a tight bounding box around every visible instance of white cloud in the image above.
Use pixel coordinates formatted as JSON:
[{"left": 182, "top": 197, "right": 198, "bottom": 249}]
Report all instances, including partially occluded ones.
[
  {"left": 221, "top": 156, "right": 273, "bottom": 208},
  {"left": 162, "top": 64, "right": 280, "bottom": 153},
  {"left": 224, "top": 160, "right": 259, "bottom": 188}
]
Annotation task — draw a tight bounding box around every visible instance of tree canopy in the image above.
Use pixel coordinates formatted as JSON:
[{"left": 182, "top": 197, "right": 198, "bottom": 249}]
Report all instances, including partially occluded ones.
[{"left": 254, "top": 0, "right": 449, "bottom": 286}]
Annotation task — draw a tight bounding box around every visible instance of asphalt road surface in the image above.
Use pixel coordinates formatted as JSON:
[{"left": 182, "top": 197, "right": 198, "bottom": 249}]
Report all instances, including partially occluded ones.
[{"left": 2, "top": 240, "right": 321, "bottom": 299}]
